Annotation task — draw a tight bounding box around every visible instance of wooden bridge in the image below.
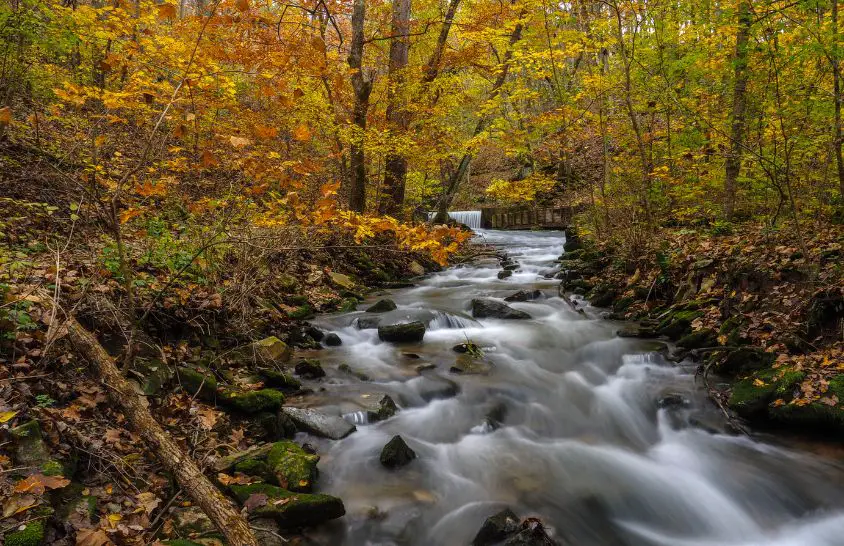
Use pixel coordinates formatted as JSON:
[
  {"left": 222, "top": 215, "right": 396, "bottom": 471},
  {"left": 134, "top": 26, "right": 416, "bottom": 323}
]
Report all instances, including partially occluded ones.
[{"left": 480, "top": 205, "right": 576, "bottom": 230}]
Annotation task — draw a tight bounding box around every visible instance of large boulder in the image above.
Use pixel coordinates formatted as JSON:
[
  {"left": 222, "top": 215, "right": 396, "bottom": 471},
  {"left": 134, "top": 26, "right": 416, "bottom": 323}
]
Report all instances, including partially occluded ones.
[
  {"left": 329, "top": 272, "right": 356, "bottom": 290},
  {"left": 281, "top": 407, "right": 356, "bottom": 440},
  {"left": 324, "top": 333, "right": 342, "bottom": 346},
  {"left": 230, "top": 483, "right": 345, "bottom": 528},
  {"left": 366, "top": 299, "right": 398, "bottom": 313},
  {"left": 472, "top": 299, "right": 531, "bottom": 320},
  {"left": 378, "top": 321, "right": 426, "bottom": 343},
  {"left": 356, "top": 316, "right": 382, "bottom": 330},
  {"left": 265, "top": 441, "right": 320, "bottom": 492},
  {"left": 504, "top": 290, "right": 542, "bottom": 303},
  {"left": 379, "top": 435, "right": 416, "bottom": 468},
  {"left": 253, "top": 336, "right": 292, "bottom": 363},
  {"left": 366, "top": 395, "right": 399, "bottom": 423}
]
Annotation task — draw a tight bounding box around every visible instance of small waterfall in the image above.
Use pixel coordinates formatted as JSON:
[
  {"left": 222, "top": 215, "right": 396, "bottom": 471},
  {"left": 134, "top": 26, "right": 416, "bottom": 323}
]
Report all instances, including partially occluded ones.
[{"left": 429, "top": 210, "right": 482, "bottom": 229}]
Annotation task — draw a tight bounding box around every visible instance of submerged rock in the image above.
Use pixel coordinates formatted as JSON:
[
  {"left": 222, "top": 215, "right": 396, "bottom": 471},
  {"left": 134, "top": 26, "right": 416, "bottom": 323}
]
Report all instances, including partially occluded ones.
[
  {"left": 324, "top": 333, "right": 342, "bottom": 346},
  {"left": 450, "top": 354, "right": 492, "bottom": 375},
  {"left": 378, "top": 321, "right": 426, "bottom": 343},
  {"left": 295, "top": 358, "right": 326, "bottom": 379},
  {"left": 472, "top": 508, "right": 521, "bottom": 546},
  {"left": 281, "top": 407, "right": 356, "bottom": 440},
  {"left": 230, "top": 483, "right": 345, "bottom": 528},
  {"left": 498, "top": 270, "right": 513, "bottom": 280},
  {"left": 379, "top": 435, "right": 416, "bottom": 468},
  {"left": 504, "top": 290, "right": 542, "bottom": 302},
  {"left": 366, "top": 298, "right": 398, "bottom": 313},
  {"left": 472, "top": 299, "right": 531, "bottom": 320},
  {"left": 504, "top": 518, "right": 558, "bottom": 545}
]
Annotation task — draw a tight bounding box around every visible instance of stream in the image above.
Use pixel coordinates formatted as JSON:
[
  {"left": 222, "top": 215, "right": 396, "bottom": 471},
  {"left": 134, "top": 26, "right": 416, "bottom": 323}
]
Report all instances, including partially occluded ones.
[{"left": 302, "top": 229, "right": 844, "bottom": 546}]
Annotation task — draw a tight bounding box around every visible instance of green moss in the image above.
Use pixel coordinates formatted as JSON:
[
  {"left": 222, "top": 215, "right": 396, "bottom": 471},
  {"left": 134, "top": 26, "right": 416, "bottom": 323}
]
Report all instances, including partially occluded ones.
[
  {"left": 257, "top": 368, "right": 301, "bottom": 391},
  {"left": 612, "top": 296, "right": 634, "bottom": 313},
  {"left": 338, "top": 298, "right": 358, "bottom": 312},
  {"left": 719, "top": 316, "right": 746, "bottom": 346},
  {"left": 266, "top": 441, "right": 319, "bottom": 492},
  {"left": 233, "top": 457, "right": 272, "bottom": 479},
  {"left": 677, "top": 329, "right": 717, "bottom": 349},
  {"left": 719, "top": 347, "right": 776, "bottom": 375},
  {"left": 4, "top": 520, "right": 46, "bottom": 546},
  {"left": 162, "top": 540, "right": 205, "bottom": 546},
  {"left": 289, "top": 304, "right": 315, "bottom": 320},
  {"left": 10, "top": 420, "right": 50, "bottom": 467},
  {"left": 230, "top": 483, "right": 345, "bottom": 528},
  {"left": 40, "top": 459, "right": 64, "bottom": 476},
  {"left": 220, "top": 389, "right": 284, "bottom": 413},
  {"left": 176, "top": 367, "right": 217, "bottom": 400},
  {"left": 656, "top": 309, "right": 703, "bottom": 340}
]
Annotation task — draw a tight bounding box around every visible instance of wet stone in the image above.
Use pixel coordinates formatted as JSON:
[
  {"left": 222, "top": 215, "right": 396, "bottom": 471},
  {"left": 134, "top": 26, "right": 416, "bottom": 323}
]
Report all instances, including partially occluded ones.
[
  {"left": 366, "top": 298, "right": 398, "bottom": 313},
  {"left": 324, "top": 333, "right": 342, "bottom": 346},
  {"left": 357, "top": 316, "right": 382, "bottom": 330},
  {"left": 472, "top": 508, "right": 521, "bottom": 546},
  {"left": 504, "top": 290, "right": 542, "bottom": 302},
  {"left": 295, "top": 358, "right": 326, "bottom": 379},
  {"left": 378, "top": 321, "right": 426, "bottom": 343},
  {"left": 379, "top": 435, "right": 417, "bottom": 468},
  {"left": 472, "top": 299, "right": 531, "bottom": 320},
  {"left": 281, "top": 407, "right": 356, "bottom": 440}
]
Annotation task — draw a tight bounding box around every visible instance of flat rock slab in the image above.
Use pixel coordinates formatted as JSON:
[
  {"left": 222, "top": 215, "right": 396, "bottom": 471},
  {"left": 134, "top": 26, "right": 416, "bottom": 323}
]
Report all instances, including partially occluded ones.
[
  {"left": 281, "top": 407, "right": 356, "bottom": 440},
  {"left": 472, "top": 298, "right": 532, "bottom": 320}
]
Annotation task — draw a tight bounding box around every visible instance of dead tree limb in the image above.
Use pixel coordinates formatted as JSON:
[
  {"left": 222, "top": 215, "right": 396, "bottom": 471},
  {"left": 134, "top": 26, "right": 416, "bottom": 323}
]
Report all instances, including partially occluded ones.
[{"left": 61, "top": 317, "right": 258, "bottom": 546}]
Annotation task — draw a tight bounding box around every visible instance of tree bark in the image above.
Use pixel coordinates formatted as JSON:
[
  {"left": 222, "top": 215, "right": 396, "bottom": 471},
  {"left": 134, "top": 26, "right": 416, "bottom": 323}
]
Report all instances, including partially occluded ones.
[
  {"left": 348, "top": 0, "right": 372, "bottom": 213},
  {"left": 724, "top": 0, "right": 752, "bottom": 220},
  {"left": 433, "top": 14, "right": 524, "bottom": 223},
  {"left": 63, "top": 317, "right": 258, "bottom": 546},
  {"left": 379, "top": 0, "right": 412, "bottom": 216},
  {"left": 421, "top": 0, "right": 461, "bottom": 86},
  {"left": 831, "top": 0, "right": 844, "bottom": 199}
]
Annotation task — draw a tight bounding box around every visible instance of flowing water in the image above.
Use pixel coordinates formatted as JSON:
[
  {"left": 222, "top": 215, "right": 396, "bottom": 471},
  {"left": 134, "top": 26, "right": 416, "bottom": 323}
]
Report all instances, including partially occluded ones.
[
  {"left": 427, "top": 211, "right": 483, "bottom": 229},
  {"left": 304, "top": 229, "right": 844, "bottom": 546}
]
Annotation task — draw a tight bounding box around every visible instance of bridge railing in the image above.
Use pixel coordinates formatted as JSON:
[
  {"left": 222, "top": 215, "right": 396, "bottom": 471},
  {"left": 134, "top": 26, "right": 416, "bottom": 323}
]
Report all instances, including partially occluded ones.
[{"left": 480, "top": 206, "right": 574, "bottom": 229}]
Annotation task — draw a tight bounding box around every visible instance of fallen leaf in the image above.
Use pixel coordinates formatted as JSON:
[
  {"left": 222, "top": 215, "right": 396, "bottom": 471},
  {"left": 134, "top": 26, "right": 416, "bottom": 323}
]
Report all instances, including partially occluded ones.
[
  {"left": 196, "top": 407, "right": 219, "bottom": 430},
  {"left": 14, "top": 473, "right": 71, "bottom": 495},
  {"left": 136, "top": 491, "right": 161, "bottom": 515},
  {"left": 0, "top": 106, "right": 12, "bottom": 125},
  {"left": 229, "top": 135, "right": 251, "bottom": 148},
  {"left": 2, "top": 494, "right": 38, "bottom": 518},
  {"left": 76, "top": 527, "right": 113, "bottom": 546},
  {"left": 0, "top": 410, "right": 18, "bottom": 423},
  {"left": 243, "top": 493, "right": 268, "bottom": 511}
]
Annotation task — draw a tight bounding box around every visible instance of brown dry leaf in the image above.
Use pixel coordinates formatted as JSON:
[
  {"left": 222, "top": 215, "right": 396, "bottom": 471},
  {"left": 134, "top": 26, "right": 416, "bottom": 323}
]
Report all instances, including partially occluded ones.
[
  {"left": 243, "top": 493, "right": 268, "bottom": 511},
  {"left": 272, "top": 496, "right": 294, "bottom": 506},
  {"left": 2, "top": 494, "right": 39, "bottom": 518},
  {"left": 14, "top": 473, "right": 71, "bottom": 495},
  {"left": 236, "top": 0, "right": 250, "bottom": 11},
  {"left": 217, "top": 472, "right": 252, "bottom": 486},
  {"left": 230, "top": 427, "right": 245, "bottom": 446},
  {"left": 104, "top": 429, "right": 122, "bottom": 444},
  {"left": 201, "top": 150, "right": 219, "bottom": 168},
  {"left": 135, "top": 491, "right": 161, "bottom": 515},
  {"left": 254, "top": 125, "right": 278, "bottom": 139},
  {"left": 76, "top": 527, "right": 113, "bottom": 546},
  {"left": 229, "top": 136, "right": 251, "bottom": 148},
  {"left": 196, "top": 407, "right": 219, "bottom": 430}
]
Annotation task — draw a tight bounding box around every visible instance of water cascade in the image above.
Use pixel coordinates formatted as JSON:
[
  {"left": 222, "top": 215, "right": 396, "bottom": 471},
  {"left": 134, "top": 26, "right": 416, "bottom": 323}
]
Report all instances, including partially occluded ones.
[
  {"left": 429, "top": 210, "right": 482, "bottom": 229},
  {"left": 307, "top": 229, "right": 844, "bottom": 546}
]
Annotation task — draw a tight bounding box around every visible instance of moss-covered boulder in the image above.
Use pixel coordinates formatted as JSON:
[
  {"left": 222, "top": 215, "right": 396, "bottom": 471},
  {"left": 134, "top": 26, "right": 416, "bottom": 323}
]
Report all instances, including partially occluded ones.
[
  {"left": 728, "top": 367, "right": 804, "bottom": 419},
  {"left": 257, "top": 368, "right": 301, "bottom": 391},
  {"left": 266, "top": 441, "right": 320, "bottom": 492},
  {"left": 133, "top": 357, "right": 172, "bottom": 396},
  {"left": 219, "top": 388, "right": 284, "bottom": 414},
  {"left": 338, "top": 298, "right": 358, "bottom": 313},
  {"left": 230, "top": 483, "right": 345, "bottom": 528},
  {"left": 677, "top": 329, "right": 717, "bottom": 350},
  {"left": 329, "top": 272, "right": 356, "bottom": 291},
  {"left": 366, "top": 299, "right": 398, "bottom": 313},
  {"left": 656, "top": 310, "right": 703, "bottom": 340},
  {"left": 378, "top": 321, "right": 426, "bottom": 343},
  {"left": 294, "top": 359, "right": 325, "bottom": 379},
  {"left": 768, "top": 374, "right": 844, "bottom": 431},
  {"left": 253, "top": 336, "right": 293, "bottom": 363},
  {"left": 380, "top": 435, "right": 416, "bottom": 468},
  {"left": 176, "top": 367, "right": 218, "bottom": 401},
  {"left": 719, "top": 347, "right": 776, "bottom": 376},
  {"left": 9, "top": 420, "right": 65, "bottom": 476},
  {"left": 4, "top": 520, "right": 46, "bottom": 546},
  {"left": 588, "top": 285, "right": 617, "bottom": 308}
]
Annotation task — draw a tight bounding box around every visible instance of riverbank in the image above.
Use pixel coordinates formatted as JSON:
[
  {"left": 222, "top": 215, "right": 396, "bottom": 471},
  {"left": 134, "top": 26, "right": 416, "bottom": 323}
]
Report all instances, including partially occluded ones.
[{"left": 558, "top": 222, "right": 844, "bottom": 437}]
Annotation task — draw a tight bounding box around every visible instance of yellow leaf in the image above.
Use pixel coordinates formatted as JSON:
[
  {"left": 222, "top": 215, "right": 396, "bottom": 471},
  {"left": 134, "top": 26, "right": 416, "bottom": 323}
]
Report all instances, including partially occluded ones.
[
  {"left": 0, "top": 410, "right": 18, "bottom": 423},
  {"left": 106, "top": 512, "right": 122, "bottom": 528},
  {"left": 157, "top": 4, "right": 177, "bottom": 19}
]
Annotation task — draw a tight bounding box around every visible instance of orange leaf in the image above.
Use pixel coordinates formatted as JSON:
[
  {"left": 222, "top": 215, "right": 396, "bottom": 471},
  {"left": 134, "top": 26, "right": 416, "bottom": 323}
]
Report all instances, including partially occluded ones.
[
  {"left": 254, "top": 125, "right": 278, "bottom": 139},
  {"left": 292, "top": 124, "right": 312, "bottom": 141},
  {"left": 76, "top": 527, "right": 113, "bottom": 546},
  {"left": 235, "top": 0, "right": 250, "bottom": 11},
  {"left": 157, "top": 4, "right": 177, "bottom": 19},
  {"left": 0, "top": 106, "right": 12, "bottom": 125},
  {"left": 201, "top": 150, "right": 219, "bottom": 168},
  {"left": 14, "top": 473, "right": 70, "bottom": 495}
]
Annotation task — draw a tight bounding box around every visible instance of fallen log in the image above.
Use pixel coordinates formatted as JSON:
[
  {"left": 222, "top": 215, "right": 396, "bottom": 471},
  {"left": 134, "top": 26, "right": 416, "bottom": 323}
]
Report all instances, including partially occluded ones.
[{"left": 62, "top": 316, "right": 258, "bottom": 545}]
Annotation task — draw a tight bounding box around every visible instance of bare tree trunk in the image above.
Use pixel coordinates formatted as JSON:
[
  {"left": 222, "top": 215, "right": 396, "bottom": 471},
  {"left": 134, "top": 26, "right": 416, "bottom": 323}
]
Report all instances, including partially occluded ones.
[
  {"left": 724, "top": 0, "right": 751, "bottom": 219},
  {"left": 348, "top": 0, "right": 372, "bottom": 213},
  {"left": 379, "top": 0, "right": 412, "bottom": 216},
  {"left": 433, "top": 15, "right": 524, "bottom": 223},
  {"left": 63, "top": 317, "right": 258, "bottom": 546},
  {"left": 421, "top": 0, "right": 461, "bottom": 86},
  {"left": 832, "top": 0, "right": 844, "bottom": 199}
]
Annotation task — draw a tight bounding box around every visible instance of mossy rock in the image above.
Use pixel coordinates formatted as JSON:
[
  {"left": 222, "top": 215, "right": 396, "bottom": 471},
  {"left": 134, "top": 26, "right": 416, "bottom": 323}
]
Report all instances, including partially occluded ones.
[
  {"left": 253, "top": 337, "right": 293, "bottom": 363},
  {"left": 588, "top": 285, "right": 617, "bottom": 308},
  {"left": 176, "top": 367, "right": 218, "bottom": 401},
  {"left": 366, "top": 299, "right": 398, "bottom": 313},
  {"left": 719, "top": 347, "right": 776, "bottom": 376},
  {"left": 230, "top": 483, "right": 345, "bottom": 528},
  {"left": 220, "top": 389, "right": 284, "bottom": 414},
  {"left": 133, "top": 357, "right": 172, "bottom": 396},
  {"left": 10, "top": 420, "right": 52, "bottom": 469},
  {"left": 294, "top": 359, "right": 325, "bottom": 379},
  {"left": 162, "top": 541, "right": 205, "bottom": 546},
  {"left": 768, "top": 375, "right": 844, "bottom": 431},
  {"left": 289, "top": 305, "right": 315, "bottom": 320},
  {"left": 4, "top": 520, "right": 46, "bottom": 546},
  {"left": 677, "top": 329, "right": 717, "bottom": 350},
  {"left": 656, "top": 310, "right": 702, "bottom": 340},
  {"left": 612, "top": 296, "right": 635, "bottom": 313},
  {"left": 338, "top": 298, "right": 358, "bottom": 312},
  {"left": 329, "top": 272, "right": 356, "bottom": 291},
  {"left": 277, "top": 274, "right": 298, "bottom": 293},
  {"left": 233, "top": 457, "right": 273, "bottom": 480},
  {"left": 565, "top": 278, "right": 593, "bottom": 292},
  {"left": 266, "top": 441, "right": 320, "bottom": 492},
  {"left": 719, "top": 316, "right": 747, "bottom": 346},
  {"left": 257, "top": 368, "right": 301, "bottom": 391},
  {"left": 728, "top": 367, "right": 805, "bottom": 419}
]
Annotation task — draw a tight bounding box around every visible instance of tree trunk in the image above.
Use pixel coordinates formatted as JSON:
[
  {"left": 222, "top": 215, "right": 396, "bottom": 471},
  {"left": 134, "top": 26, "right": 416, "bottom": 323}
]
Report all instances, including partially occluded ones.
[
  {"left": 63, "top": 317, "right": 258, "bottom": 546},
  {"left": 723, "top": 0, "right": 751, "bottom": 220},
  {"left": 433, "top": 15, "right": 524, "bottom": 223},
  {"left": 832, "top": 0, "right": 844, "bottom": 199},
  {"left": 421, "top": 0, "right": 461, "bottom": 86},
  {"left": 348, "top": 0, "right": 372, "bottom": 213},
  {"left": 379, "top": 0, "right": 412, "bottom": 216}
]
